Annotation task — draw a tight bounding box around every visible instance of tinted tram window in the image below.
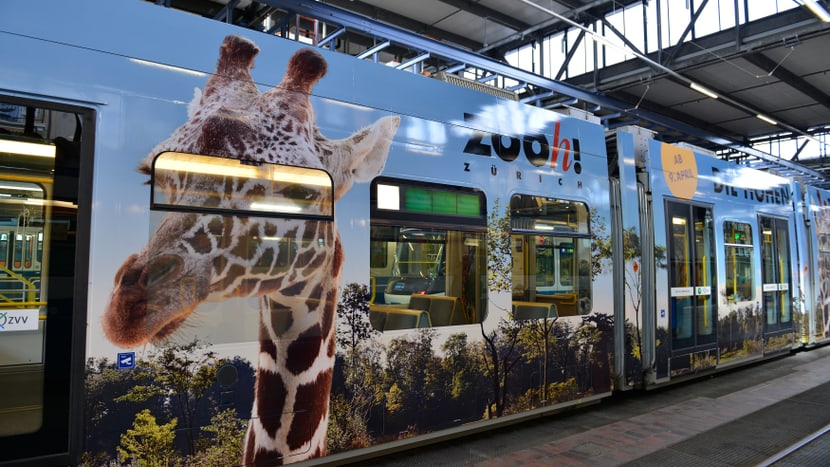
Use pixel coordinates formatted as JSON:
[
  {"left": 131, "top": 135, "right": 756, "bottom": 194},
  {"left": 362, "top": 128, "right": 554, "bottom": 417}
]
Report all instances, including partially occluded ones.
[
  {"left": 723, "top": 221, "right": 754, "bottom": 302},
  {"left": 370, "top": 179, "right": 487, "bottom": 329},
  {"left": 667, "top": 202, "right": 716, "bottom": 350},
  {"left": 152, "top": 151, "right": 333, "bottom": 219},
  {"left": 0, "top": 98, "right": 86, "bottom": 461},
  {"left": 510, "top": 195, "right": 592, "bottom": 319},
  {"left": 760, "top": 216, "right": 792, "bottom": 332}
]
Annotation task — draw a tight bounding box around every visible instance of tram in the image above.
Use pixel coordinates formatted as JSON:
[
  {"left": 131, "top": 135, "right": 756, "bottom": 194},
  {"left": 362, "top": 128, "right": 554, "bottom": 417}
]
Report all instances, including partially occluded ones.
[{"left": 1, "top": 1, "right": 829, "bottom": 465}]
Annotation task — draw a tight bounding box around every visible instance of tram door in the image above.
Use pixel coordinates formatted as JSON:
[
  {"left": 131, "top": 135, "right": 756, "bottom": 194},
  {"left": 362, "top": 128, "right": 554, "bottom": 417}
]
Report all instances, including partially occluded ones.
[
  {"left": 759, "top": 216, "right": 792, "bottom": 336},
  {"left": 0, "top": 98, "right": 88, "bottom": 464},
  {"left": 667, "top": 201, "right": 716, "bottom": 351}
]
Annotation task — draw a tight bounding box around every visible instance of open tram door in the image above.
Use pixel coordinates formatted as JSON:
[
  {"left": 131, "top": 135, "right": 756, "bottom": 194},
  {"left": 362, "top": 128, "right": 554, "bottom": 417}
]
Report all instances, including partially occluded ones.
[
  {"left": 759, "top": 215, "right": 794, "bottom": 352},
  {"left": 0, "top": 97, "right": 91, "bottom": 466}
]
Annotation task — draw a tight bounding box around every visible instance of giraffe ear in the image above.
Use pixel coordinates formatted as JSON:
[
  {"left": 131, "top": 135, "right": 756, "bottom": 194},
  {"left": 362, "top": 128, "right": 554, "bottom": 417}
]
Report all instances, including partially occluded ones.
[
  {"left": 347, "top": 116, "right": 400, "bottom": 181},
  {"left": 215, "top": 35, "right": 260, "bottom": 79}
]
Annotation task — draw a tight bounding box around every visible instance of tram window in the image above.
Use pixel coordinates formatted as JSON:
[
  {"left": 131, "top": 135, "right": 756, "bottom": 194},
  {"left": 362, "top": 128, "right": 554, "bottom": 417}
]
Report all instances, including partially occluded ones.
[
  {"left": 370, "top": 179, "right": 487, "bottom": 330},
  {"left": 370, "top": 241, "right": 389, "bottom": 269},
  {"left": 152, "top": 151, "right": 333, "bottom": 220},
  {"left": 510, "top": 195, "right": 592, "bottom": 319},
  {"left": 724, "top": 221, "right": 754, "bottom": 302}
]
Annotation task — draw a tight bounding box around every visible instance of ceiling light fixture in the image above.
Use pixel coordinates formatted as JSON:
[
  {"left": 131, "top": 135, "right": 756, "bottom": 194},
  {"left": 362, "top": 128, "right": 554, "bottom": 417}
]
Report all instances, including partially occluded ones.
[
  {"left": 799, "top": 0, "right": 830, "bottom": 22},
  {"left": 690, "top": 83, "right": 719, "bottom": 99},
  {"left": 756, "top": 114, "right": 778, "bottom": 125}
]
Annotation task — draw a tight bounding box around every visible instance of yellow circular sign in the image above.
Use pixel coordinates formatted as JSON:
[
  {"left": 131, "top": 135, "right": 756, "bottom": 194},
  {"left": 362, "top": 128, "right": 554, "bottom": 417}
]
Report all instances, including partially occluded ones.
[{"left": 660, "top": 143, "right": 698, "bottom": 199}]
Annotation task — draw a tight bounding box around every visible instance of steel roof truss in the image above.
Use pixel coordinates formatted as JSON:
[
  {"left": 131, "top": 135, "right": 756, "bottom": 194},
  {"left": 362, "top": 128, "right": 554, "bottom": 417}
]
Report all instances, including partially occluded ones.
[{"left": 253, "top": 0, "right": 826, "bottom": 184}]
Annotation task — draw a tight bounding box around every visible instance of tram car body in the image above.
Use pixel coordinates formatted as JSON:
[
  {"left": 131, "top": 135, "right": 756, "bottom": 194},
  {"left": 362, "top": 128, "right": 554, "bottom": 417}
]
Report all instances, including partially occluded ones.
[{"left": 0, "top": 1, "right": 826, "bottom": 465}]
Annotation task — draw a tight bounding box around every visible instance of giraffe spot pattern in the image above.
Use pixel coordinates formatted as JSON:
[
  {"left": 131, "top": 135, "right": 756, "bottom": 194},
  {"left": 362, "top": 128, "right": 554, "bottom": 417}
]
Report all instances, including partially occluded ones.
[
  {"left": 212, "top": 254, "right": 228, "bottom": 278},
  {"left": 237, "top": 277, "right": 262, "bottom": 295},
  {"left": 294, "top": 248, "right": 316, "bottom": 268},
  {"left": 231, "top": 228, "right": 259, "bottom": 261},
  {"left": 184, "top": 227, "right": 213, "bottom": 254},
  {"left": 207, "top": 217, "right": 223, "bottom": 236},
  {"left": 248, "top": 433, "right": 284, "bottom": 467},
  {"left": 332, "top": 237, "right": 344, "bottom": 275},
  {"left": 243, "top": 429, "right": 258, "bottom": 466},
  {"left": 283, "top": 226, "right": 299, "bottom": 242},
  {"left": 196, "top": 113, "right": 255, "bottom": 156},
  {"left": 304, "top": 284, "right": 324, "bottom": 312},
  {"left": 256, "top": 245, "right": 274, "bottom": 269},
  {"left": 247, "top": 182, "right": 267, "bottom": 199},
  {"left": 257, "top": 277, "right": 285, "bottom": 295},
  {"left": 306, "top": 250, "right": 327, "bottom": 271},
  {"left": 321, "top": 289, "right": 336, "bottom": 337},
  {"left": 256, "top": 371, "right": 287, "bottom": 439},
  {"left": 281, "top": 280, "right": 308, "bottom": 297},
  {"left": 327, "top": 334, "right": 335, "bottom": 359},
  {"left": 263, "top": 222, "right": 278, "bottom": 237},
  {"left": 286, "top": 325, "right": 323, "bottom": 375},
  {"left": 268, "top": 302, "right": 294, "bottom": 338},
  {"left": 226, "top": 264, "right": 246, "bottom": 286},
  {"left": 287, "top": 368, "right": 332, "bottom": 452},
  {"left": 302, "top": 221, "right": 319, "bottom": 242}
]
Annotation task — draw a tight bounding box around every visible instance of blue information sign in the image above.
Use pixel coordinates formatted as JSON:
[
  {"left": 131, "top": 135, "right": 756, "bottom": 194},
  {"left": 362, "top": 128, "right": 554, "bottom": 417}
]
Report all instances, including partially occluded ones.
[{"left": 117, "top": 352, "right": 136, "bottom": 370}]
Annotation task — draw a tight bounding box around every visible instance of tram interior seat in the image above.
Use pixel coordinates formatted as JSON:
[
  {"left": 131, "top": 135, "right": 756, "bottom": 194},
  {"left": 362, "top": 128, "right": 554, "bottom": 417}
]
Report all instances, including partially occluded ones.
[
  {"left": 408, "top": 295, "right": 464, "bottom": 326},
  {"left": 536, "top": 293, "right": 577, "bottom": 316},
  {"left": 512, "top": 301, "right": 558, "bottom": 320},
  {"left": 407, "top": 295, "right": 431, "bottom": 313},
  {"left": 369, "top": 307, "right": 387, "bottom": 330},
  {"left": 369, "top": 305, "right": 432, "bottom": 331}
]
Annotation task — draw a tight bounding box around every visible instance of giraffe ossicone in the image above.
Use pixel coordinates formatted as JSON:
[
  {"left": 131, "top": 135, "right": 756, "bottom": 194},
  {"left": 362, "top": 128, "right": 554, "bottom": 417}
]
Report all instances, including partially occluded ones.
[{"left": 103, "top": 35, "right": 399, "bottom": 464}]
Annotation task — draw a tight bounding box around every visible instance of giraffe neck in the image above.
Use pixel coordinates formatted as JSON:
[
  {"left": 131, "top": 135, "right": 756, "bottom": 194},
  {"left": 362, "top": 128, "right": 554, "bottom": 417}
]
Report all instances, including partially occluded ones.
[{"left": 243, "top": 227, "right": 342, "bottom": 465}]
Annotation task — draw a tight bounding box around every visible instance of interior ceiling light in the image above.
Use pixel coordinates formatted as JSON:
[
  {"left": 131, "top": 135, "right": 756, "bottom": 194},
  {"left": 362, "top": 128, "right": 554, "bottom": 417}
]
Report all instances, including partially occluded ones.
[{"left": 0, "top": 139, "right": 56, "bottom": 158}]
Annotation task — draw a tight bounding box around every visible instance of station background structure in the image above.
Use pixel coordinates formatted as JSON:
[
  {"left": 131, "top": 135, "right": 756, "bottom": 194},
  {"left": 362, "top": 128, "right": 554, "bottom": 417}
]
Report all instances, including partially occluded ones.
[{"left": 153, "top": 0, "right": 830, "bottom": 187}]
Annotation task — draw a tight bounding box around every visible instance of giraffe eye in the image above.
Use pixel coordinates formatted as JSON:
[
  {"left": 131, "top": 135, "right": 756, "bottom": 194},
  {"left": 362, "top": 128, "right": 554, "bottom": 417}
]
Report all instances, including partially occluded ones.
[{"left": 278, "top": 184, "right": 319, "bottom": 201}]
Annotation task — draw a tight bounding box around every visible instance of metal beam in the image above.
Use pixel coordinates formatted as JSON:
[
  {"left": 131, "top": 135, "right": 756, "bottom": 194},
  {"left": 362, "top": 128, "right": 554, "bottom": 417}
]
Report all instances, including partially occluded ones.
[
  {"left": 321, "top": 0, "right": 481, "bottom": 50},
  {"left": 743, "top": 52, "right": 830, "bottom": 114},
  {"left": 599, "top": 17, "right": 645, "bottom": 58},
  {"left": 356, "top": 40, "right": 390, "bottom": 59},
  {"left": 213, "top": 0, "right": 240, "bottom": 22},
  {"left": 555, "top": 30, "right": 586, "bottom": 80},
  {"left": 396, "top": 52, "right": 430, "bottom": 71},
  {"left": 317, "top": 27, "right": 345, "bottom": 49},
  {"left": 477, "top": 74, "right": 499, "bottom": 83},
  {"left": 477, "top": 0, "right": 642, "bottom": 54},
  {"left": 436, "top": 0, "right": 531, "bottom": 31},
  {"left": 662, "top": 0, "right": 710, "bottom": 67}
]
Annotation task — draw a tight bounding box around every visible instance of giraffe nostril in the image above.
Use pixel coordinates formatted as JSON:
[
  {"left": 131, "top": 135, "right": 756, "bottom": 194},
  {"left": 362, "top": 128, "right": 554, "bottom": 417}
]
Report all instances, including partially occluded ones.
[
  {"left": 118, "top": 265, "right": 144, "bottom": 288},
  {"left": 145, "top": 255, "right": 183, "bottom": 288}
]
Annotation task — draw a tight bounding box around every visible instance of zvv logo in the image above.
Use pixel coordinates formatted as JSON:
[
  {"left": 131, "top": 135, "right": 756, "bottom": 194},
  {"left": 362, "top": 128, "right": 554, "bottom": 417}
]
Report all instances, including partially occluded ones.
[{"left": 0, "top": 309, "right": 39, "bottom": 331}]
